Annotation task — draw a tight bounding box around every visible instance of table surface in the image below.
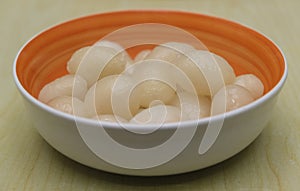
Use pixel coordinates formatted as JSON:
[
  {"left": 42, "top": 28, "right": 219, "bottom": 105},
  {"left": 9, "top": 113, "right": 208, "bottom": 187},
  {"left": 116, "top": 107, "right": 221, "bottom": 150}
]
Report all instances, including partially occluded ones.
[{"left": 1, "top": 0, "right": 299, "bottom": 190}]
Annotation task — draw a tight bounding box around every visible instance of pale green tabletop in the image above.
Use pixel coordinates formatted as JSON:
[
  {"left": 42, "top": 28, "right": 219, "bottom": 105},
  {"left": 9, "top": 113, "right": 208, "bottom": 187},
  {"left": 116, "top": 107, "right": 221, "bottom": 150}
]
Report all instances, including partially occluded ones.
[{"left": 1, "top": 0, "right": 299, "bottom": 190}]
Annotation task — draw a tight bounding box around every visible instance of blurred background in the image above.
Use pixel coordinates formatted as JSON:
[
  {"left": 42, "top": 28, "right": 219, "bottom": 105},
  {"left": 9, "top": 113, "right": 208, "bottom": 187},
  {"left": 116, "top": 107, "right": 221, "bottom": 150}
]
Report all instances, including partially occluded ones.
[{"left": 1, "top": 0, "right": 299, "bottom": 190}]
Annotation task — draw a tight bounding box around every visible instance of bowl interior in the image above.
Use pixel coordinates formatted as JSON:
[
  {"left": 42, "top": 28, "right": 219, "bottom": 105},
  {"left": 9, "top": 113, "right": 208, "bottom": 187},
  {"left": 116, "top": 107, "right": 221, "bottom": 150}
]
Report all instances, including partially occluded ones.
[{"left": 15, "top": 10, "right": 285, "bottom": 99}]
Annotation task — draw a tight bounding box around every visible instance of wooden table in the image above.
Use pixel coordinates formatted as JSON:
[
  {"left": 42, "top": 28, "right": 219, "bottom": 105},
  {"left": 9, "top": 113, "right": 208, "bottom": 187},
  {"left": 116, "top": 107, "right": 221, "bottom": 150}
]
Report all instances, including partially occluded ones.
[{"left": 1, "top": 0, "right": 299, "bottom": 190}]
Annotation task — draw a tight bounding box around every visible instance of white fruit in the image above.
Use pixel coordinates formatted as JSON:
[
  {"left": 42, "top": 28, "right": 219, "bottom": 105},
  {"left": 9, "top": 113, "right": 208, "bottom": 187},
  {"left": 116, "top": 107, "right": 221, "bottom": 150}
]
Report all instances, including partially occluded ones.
[
  {"left": 211, "top": 84, "right": 255, "bottom": 115},
  {"left": 40, "top": 41, "right": 255, "bottom": 123},
  {"left": 130, "top": 105, "right": 181, "bottom": 124},
  {"left": 129, "top": 59, "right": 176, "bottom": 108},
  {"left": 84, "top": 75, "right": 140, "bottom": 120},
  {"left": 134, "top": 49, "right": 151, "bottom": 62},
  {"left": 234, "top": 74, "right": 264, "bottom": 99},
  {"left": 171, "top": 91, "right": 211, "bottom": 120},
  {"left": 47, "top": 96, "right": 87, "bottom": 117},
  {"left": 175, "top": 50, "right": 236, "bottom": 96},
  {"left": 134, "top": 81, "right": 175, "bottom": 108},
  {"left": 145, "top": 42, "right": 195, "bottom": 64},
  {"left": 67, "top": 46, "right": 131, "bottom": 86},
  {"left": 38, "top": 74, "right": 87, "bottom": 103},
  {"left": 96, "top": 40, "right": 133, "bottom": 67},
  {"left": 67, "top": 47, "right": 90, "bottom": 74},
  {"left": 95, "top": 40, "right": 125, "bottom": 52}
]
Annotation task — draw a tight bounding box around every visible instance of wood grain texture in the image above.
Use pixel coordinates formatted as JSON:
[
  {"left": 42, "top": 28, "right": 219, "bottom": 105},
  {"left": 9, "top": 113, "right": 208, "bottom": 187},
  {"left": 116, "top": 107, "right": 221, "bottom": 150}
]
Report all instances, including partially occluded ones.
[{"left": 0, "top": 0, "right": 299, "bottom": 190}]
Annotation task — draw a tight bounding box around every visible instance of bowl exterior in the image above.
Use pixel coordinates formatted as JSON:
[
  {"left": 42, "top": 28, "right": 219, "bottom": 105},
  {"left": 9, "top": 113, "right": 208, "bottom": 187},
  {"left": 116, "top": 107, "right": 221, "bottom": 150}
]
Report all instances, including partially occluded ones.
[{"left": 20, "top": 88, "right": 279, "bottom": 176}]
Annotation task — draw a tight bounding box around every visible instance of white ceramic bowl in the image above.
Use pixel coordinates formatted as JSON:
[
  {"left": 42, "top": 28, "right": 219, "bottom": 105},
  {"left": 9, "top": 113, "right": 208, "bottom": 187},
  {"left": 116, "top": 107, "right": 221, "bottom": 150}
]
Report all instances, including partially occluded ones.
[{"left": 13, "top": 10, "right": 287, "bottom": 176}]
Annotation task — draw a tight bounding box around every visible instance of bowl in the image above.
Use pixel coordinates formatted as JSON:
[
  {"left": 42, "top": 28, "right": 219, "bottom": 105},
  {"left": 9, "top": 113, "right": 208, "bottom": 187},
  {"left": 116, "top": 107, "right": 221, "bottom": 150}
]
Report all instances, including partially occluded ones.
[{"left": 13, "top": 10, "right": 287, "bottom": 176}]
